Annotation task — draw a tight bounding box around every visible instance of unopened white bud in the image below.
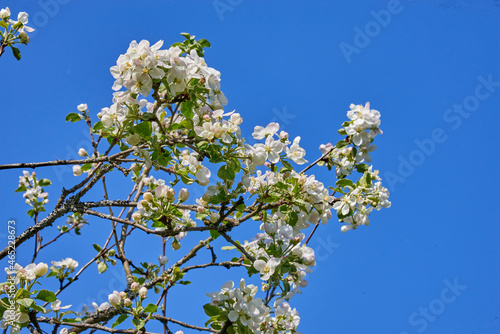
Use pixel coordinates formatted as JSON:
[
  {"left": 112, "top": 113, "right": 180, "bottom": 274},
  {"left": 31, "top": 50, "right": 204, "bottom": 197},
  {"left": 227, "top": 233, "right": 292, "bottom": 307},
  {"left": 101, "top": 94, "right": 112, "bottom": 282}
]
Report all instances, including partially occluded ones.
[
  {"left": 78, "top": 148, "right": 88, "bottom": 157},
  {"left": 158, "top": 255, "right": 169, "bottom": 265},
  {"left": 178, "top": 188, "right": 189, "bottom": 202},
  {"left": 126, "top": 134, "right": 141, "bottom": 146},
  {"left": 73, "top": 165, "right": 82, "bottom": 176}
]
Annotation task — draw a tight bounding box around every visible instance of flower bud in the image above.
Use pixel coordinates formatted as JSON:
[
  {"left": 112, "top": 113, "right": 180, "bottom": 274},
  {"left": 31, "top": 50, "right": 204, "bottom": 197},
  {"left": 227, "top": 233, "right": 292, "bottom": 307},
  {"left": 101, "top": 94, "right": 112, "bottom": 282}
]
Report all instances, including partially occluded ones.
[
  {"left": 73, "top": 165, "right": 82, "bottom": 176},
  {"left": 263, "top": 223, "right": 276, "bottom": 236},
  {"left": 167, "top": 188, "right": 175, "bottom": 202},
  {"left": 132, "top": 212, "right": 141, "bottom": 222},
  {"left": 119, "top": 291, "right": 126, "bottom": 298},
  {"left": 77, "top": 104, "right": 88, "bottom": 112},
  {"left": 178, "top": 188, "right": 189, "bottom": 202},
  {"left": 35, "top": 263, "right": 48, "bottom": 277},
  {"left": 130, "top": 282, "right": 139, "bottom": 292},
  {"left": 143, "top": 192, "right": 153, "bottom": 202},
  {"left": 197, "top": 205, "right": 205, "bottom": 213},
  {"left": 138, "top": 287, "right": 147, "bottom": 298},
  {"left": 126, "top": 134, "right": 141, "bottom": 146},
  {"left": 78, "top": 148, "right": 88, "bottom": 157},
  {"left": 131, "top": 163, "right": 142, "bottom": 173},
  {"left": 158, "top": 255, "right": 169, "bottom": 265},
  {"left": 107, "top": 249, "right": 116, "bottom": 257},
  {"left": 210, "top": 213, "right": 219, "bottom": 223},
  {"left": 172, "top": 239, "right": 181, "bottom": 251},
  {"left": 108, "top": 293, "right": 120, "bottom": 306},
  {"left": 123, "top": 298, "right": 132, "bottom": 307},
  {"left": 19, "top": 31, "right": 29, "bottom": 44}
]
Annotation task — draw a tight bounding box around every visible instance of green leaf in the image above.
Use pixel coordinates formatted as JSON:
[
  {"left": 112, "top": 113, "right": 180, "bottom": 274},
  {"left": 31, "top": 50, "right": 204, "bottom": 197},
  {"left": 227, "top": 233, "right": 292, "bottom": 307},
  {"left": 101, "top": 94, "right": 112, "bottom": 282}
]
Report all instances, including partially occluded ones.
[
  {"left": 151, "top": 220, "right": 166, "bottom": 228},
  {"left": 65, "top": 113, "right": 82, "bottom": 122},
  {"left": 143, "top": 303, "right": 157, "bottom": 313},
  {"left": 62, "top": 317, "right": 82, "bottom": 323},
  {"left": 38, "top": 179, "right": 52, "bottom": 187},
  {"left": 227, "top": 325, "right": 236, "bottom": 334},
  {"left": 119, "top": 141, "right": 129, "bottom": 151},
  {"left": 209, "top": 230, "right": 220, "bottom": 240},
  {"left": 15, "top": 185, "right": 27, "bottom": 193},
  {"left": 336, "top": 179, "right": 354, "bottom": 188},
  {"left": 287, "top": 212, "right": 298, "bottom": 227},
  {"left": 336, "top": 140, "right": 349, "bottom": 149},
  {"left": 93, "top": 244, "right": 102, "bottom": 252},
  {"left": 203, "top": 304, "right": 220, "bottom": 317},
  {"left": 35, "top": 290, "right": 56, "bottom": 303},
  {"left": 221, "top": 246, "right": 236, "bottom": 251},
  {"left": 112, "top": 314, "right": 128, "bottom": 328},
  {"left": 217, "top": 165, "right": 235, "bottom": 181},
  {"left": 356, "top": 163, "right": 369, "bottom": 173},
  {"left": 98, "top": 261, "right": 108, "bottom": 274},
  {"left": 180, "top": 101, "right": 194, "bottom": 119},
  {"left": 0, "top": 21, "right": 8, "bottom": 28},
  {"left": 134, "top": 122, "right": 152, "bottom": 140},
  {"left": 11, "top": 47, "right": 21, "bottom": 61},
  {"left": 31, "top": 304, "right": 46, "bottom": 313},
  {"left": 92, "top": 121, "right": 104, "bottom": 131},
  {"left": 17, "top": 298, "right": 34, "bottom": 308},
  {"left": 132, "top": 318, "right": 145, "bottom": 330},
  {"left": 281, "top": 159, "right": 293, "bottom": 171},
  {"left": 198, "top": 39, "right": 211, "bottom": 48}
]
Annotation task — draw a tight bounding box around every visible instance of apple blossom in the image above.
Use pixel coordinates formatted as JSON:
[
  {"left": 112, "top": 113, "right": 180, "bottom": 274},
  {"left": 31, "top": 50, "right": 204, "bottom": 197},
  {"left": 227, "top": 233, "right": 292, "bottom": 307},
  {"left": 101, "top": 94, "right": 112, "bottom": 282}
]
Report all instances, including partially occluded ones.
[
  {"left": 72, "top": 165, "right": 82, "bottom": 176},
  {"left": 138, "top": 286, "right": 147, "bottom": 298},
  {"left": 158, "top": 255, "right": 169, "bottom": 265}
]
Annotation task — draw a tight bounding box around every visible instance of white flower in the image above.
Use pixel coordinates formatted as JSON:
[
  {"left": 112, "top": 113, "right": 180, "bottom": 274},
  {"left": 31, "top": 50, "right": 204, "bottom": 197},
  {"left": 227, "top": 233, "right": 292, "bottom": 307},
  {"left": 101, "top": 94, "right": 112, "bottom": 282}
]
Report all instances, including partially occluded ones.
[
  {"left": 286, "top": 136, "right": 307, "bottom": 165},
  {"left": 73, "top": 165, "right": 82, "bottom": 176},
  {"left": 0, "top": 8, "right": 11, "bottom": 19},
  {"left": 252, "top": 122, "right": 279, "bottom": 140},
  {"left": 12, "top": 12, "right": 34, "bottom": 33},
  {"left": 51, "top": 300, "right": 72, "bottom": 312},
  {"left": 253, "top": 257, "right": 280, "bottom": 281},
  {"left": 341, "top": 225, "right": 353, "bottom": 233},
  {"left": 333, "top": 194, "right": 356, "bottom": 216},
  {"left": 52, "top": 258, "right": 79, "bottom": 270},
  {"left": 77, "top": 104, "right": 88, "bottom": 112}
]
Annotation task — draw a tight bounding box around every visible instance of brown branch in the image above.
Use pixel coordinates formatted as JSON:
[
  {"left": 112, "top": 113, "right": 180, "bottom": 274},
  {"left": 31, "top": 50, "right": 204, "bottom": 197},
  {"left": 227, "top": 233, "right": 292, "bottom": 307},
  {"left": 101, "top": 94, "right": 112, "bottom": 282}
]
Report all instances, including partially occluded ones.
[
  {"left": 151, "top": 314, "right": 217, "bottom": 333},
  {"left": 219, "top": 232, "right": 255, "bottom": 262},
  {"left": 300, "top": 147, "right": 334, "bottom": 175},
  {"left": 0, "top": 148, "right": 134, "bottom": 170}
]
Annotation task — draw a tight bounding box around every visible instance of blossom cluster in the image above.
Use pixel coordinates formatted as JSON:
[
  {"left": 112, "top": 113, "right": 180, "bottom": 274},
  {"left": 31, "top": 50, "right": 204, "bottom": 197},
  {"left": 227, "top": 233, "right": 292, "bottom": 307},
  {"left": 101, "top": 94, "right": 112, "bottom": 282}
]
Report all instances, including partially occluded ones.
[
  {"left": 132, "top": 176, "right": 194, "bottom": 246},
  {"left": 206, "top": 279, "right": 301, "bottom": 333},
  {"left": 15, "top": 171, "right": 51, "bottom": 218},
  {"left": 1, "top": 262, "right": 48, "bottom": 334},
  {"left": 245, "top": 123, "right": 307, "bottom": 172},
  {"left": 96, "top": 37, "right": 226, "bottom": 134},
  {"left": 0, "top": 7, "right": 34, "bottom": 60}
]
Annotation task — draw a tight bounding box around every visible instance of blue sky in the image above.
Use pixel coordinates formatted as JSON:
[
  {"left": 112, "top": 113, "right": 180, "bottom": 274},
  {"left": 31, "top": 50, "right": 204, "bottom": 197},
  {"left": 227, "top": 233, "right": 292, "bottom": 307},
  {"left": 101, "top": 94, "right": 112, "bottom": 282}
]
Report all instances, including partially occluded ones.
[{"left": 1, "top": 0, "right": 499, "bottom": 333}]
